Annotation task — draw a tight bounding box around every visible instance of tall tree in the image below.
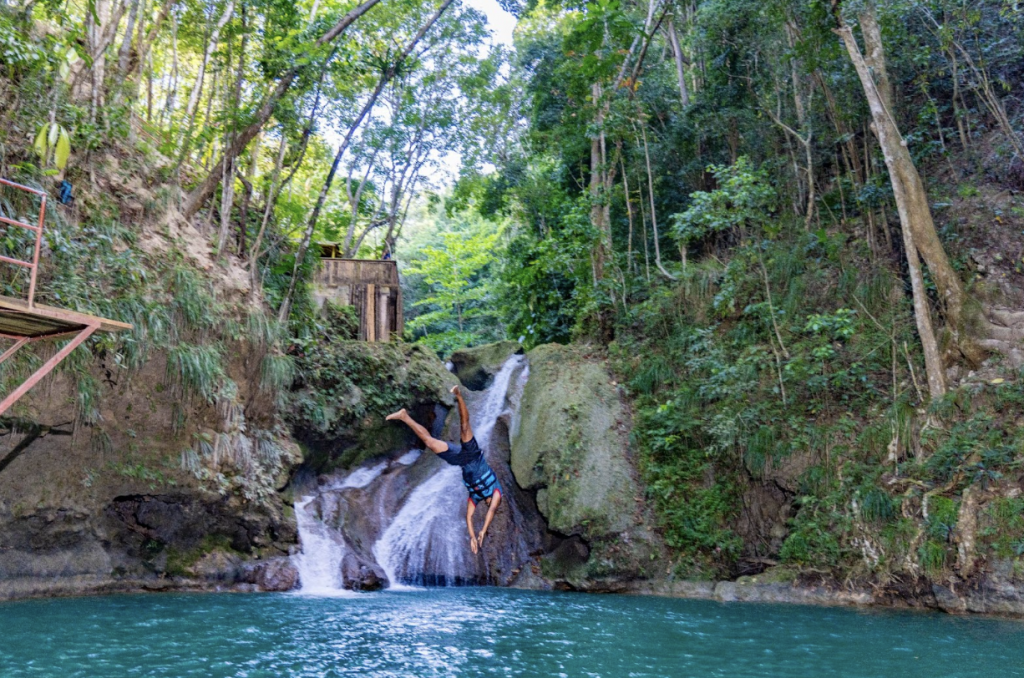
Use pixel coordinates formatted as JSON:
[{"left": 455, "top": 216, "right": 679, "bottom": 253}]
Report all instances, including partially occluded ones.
[
  {"left": 835, "top": 1, "right": 957, "bottom": 395},
  {"left": 182, "top": 0, "right": 385, "bottom": 219},
  {"left": 276, "top": 0, "right": 457, "bottom": 322}
]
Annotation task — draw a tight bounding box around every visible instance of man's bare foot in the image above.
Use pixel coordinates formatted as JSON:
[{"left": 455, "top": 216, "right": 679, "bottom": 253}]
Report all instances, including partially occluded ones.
[{"left": 385, "top": 408, "right": 407, "bottom": 422}]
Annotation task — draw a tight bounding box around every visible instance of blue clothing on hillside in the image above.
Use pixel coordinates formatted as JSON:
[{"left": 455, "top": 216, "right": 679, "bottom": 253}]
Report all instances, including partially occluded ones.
[{"left": 437, "top": 436, "right": 501, "bottom": 504}]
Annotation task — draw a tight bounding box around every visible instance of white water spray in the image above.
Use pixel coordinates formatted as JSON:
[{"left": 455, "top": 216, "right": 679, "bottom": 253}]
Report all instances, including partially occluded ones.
[
  {"left": 293, "top": 353, "right": 528, "bottom": 591},
  {"left": 293, "top": 461, "right": 390, "bottom": 593},
  {"left": 293, "top": 495, "right": 349, "bottom": 594}
]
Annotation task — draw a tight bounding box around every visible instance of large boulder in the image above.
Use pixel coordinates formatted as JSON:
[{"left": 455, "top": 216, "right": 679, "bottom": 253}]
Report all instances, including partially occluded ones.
[
  {"left": 512, "top": 344, "right": 637, "bottom": 535},
  {"left": 341, "top": 551, "right": 387, "bottom": 591},
  {"left": 243, "top": 557, "right": 300, "bottom": 591},
  {"left": 449, "top": 341, "right": 524, "bottom": 390},
  {"left": 510, "top": 344, "right": 662, "bottom": 588},
  {"left": 289, "top": 341, "right": 459, "bottom": 471}
]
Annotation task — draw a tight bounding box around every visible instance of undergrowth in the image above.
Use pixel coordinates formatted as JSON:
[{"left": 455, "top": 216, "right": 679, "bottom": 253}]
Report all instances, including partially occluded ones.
[{"left": 613, "top": 219, "right": 1024, "bottom": 582}]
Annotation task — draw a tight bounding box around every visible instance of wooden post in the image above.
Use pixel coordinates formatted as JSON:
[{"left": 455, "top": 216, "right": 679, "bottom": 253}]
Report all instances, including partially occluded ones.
[
  {"left": 395, "top": 286, "right": 403, "bottom": 337},
  {"left": 365, "top": 283, "right": 376, "bottom": 342},
  {"left": 378, "top": 286, "right": 390, "bottom": 342}
]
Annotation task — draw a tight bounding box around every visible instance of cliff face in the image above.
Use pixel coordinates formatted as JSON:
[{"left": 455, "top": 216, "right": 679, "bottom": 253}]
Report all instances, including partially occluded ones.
[
  {"left": 0, "top": 342, "right": 303, "bottom": 599},
  {"left": 0, "top": 150, "right": 303, "bottom": 600}
]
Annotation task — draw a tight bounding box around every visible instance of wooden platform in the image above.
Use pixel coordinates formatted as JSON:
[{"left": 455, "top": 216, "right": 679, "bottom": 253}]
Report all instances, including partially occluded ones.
[
  {"left": 0, "top": 176, "right": 133, "bottom": 416},
  {"left": 0, "top": 295, "right": 132, "bottom": 339}
]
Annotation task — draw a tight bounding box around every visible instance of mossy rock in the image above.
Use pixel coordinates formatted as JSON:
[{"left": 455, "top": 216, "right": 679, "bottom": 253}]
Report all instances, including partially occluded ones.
[
  {"left": 449, "top": 341, "right": 524, "bottom": 390},
  {"left": 288, "top": 341, "right": 458, "bottom": 472},
  {"left": 510, "top": 344, "right": 638, "bottom": 538}
]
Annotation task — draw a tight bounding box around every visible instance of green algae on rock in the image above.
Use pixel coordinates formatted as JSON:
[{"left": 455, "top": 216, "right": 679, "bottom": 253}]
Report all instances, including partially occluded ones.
[
  {"left": 289, "top": 341, "right": 459, "bottom": 472},
  {"left": 510, "top": 344, "right": 663, "bottom": 588}
]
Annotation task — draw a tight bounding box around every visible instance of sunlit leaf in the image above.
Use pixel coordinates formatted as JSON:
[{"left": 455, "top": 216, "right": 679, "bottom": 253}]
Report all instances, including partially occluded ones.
[
  {"left": 33, "top": 124, "right": 48, "bottom": 160},
  {"left": 55, "top": 128, "right": 71, "bottom": 170}
]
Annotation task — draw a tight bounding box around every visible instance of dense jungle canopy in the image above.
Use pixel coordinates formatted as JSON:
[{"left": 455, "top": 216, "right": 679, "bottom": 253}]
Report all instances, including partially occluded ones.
[{"left": 3, "top": 0, "right": 1024, "bottom": 582}]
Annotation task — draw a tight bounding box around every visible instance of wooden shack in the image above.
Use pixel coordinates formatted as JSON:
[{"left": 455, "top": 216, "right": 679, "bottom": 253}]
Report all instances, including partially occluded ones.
[{"left": 314, "top": 257, "right": 403, "bottom": 342}]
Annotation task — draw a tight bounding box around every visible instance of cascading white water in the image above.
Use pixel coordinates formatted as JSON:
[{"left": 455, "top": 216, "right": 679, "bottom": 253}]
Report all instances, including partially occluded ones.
[
  {"left": 293, "top": 496, "right": 348, "bottom": 593},
  {"left": 372, "top": 355, "right": 526, "bottom": 587},
  {"left": 293, "top": 462, "right": 389, "bottom": 593},
  {"left": 292, "top": 353, "right": 528, "bottom": 592}
]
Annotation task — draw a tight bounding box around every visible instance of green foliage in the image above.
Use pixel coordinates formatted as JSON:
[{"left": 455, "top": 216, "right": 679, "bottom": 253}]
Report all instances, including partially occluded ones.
[
  {"left": 171, "top": 266, "right": 219, "bottom": 336},
  {"left": 611, "top": 223, "right": 925, "bottom": 574},
  {"left": 925, "top": 495, "right": 960, "bottom": 543},
  {"left": 165, "top": 535, "right": 236, "bottom": 577},
  {"left": 0, "top": 14, "right": 43, "bottom": 72},
  {"left": 403, "top": 208, "right": 505, "bottom": 353},
  {"left": 779, "top": 496, "right": 847, "bottom": 568},
  {"left": 981, "top": 497, "right": 1024, "bottom": 559},
  {"left": 322, "top": 301, "right": 359, "bottom": 341},
  {"left": 167, "top": 343, "right": 226, "bottom": 404},
  {"left": 670, "top": 157, "right": 778, "bottom": 248},
  {"left": 289, "top": 341, "right": 450, "bottom": 440},
  {"left": 261, "top": 352, "right": 296, "bottom": 393}
]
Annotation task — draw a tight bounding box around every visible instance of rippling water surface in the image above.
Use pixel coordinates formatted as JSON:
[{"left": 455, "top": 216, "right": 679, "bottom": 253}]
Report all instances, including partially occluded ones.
[{"left": 1, "top": 588, "right": 1023, "bottom": 677}]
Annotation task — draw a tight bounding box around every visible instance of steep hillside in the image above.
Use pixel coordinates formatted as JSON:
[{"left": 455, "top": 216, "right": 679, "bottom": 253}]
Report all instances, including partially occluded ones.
[{"left": 0, "top": 131, "right": 302, "bottom": 598}]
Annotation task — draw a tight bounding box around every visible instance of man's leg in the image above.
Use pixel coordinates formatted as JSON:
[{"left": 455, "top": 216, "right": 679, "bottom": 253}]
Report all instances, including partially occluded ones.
[
  {"left": 477, "top": 490, "right": 502, "bottom": 548},
  {"left": 451, "top": 385, "right": 473, "bottom": 443},
  {"left": 385, "top": 409, "right": 448, "bottom": 453},
  {"left": 466, "top": 500, "right": 479, "bottom": 554}
]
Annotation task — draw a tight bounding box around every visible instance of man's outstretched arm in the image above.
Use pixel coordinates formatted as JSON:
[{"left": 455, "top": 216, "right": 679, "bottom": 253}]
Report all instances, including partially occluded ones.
[
  {"left": 466, "top": 501, "right": 479, "bottom": 554},
  {"left": 477, "top": 491, "right": 502, "bottom": 548},
  {"left": 386, "top": 408, "right": 448, "bottom": 453},
  {"left": 451, "top": 385, "right": 473, "bottom": 442}
]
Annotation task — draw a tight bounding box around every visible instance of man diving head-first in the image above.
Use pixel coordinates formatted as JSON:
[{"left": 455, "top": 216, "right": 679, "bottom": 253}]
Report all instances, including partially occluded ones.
[{"left": 386, "top": 385, "right": 502, "bottom": 554}]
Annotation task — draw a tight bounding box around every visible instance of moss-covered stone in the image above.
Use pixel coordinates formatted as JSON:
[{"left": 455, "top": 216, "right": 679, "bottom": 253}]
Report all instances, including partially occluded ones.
[
  {"left": 449, "top": 340, "right": 524, "bottom": 390},
  {"left": 289, "top": 341, "right": 458, "bottom": 472},
  {"left": 165, "top": 534, "right": 236, "bottom": 578},
  {"left": 511, "top": 344, "right": 637, "bottom": 538}
]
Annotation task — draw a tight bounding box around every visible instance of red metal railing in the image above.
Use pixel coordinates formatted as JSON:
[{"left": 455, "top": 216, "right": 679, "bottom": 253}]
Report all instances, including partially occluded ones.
[{"left": 0, "top": 178, "right": 46, "bottom": 309}]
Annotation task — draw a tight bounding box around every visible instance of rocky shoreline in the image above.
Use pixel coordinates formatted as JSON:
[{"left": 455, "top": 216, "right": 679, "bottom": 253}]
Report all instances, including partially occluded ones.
[
  {"left": 5, "top": 567, "right": 1024, "bottom": 621},
  {"left": 628, "top": 571, "right": 1024, "bottom": 619},
  {"left": 4, "top": 341, "right": 1024, "bottom": 622}
]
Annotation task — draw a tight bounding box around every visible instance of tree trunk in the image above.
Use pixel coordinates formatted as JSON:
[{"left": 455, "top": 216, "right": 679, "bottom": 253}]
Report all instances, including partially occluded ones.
[
  {"left": 131, "top": 0, "right": 175, "bottom": 81},
  {"left": 837, "top": 20, "right": 950, "bottom": 397},
  {"left": 342, "top": 150, "right": 380, "bottom": 254},
  {"left": 179, "top": 0, "right": 236, "bottom": 159},
  {"left": 589, "top": 84, "right": 607, "bottom": 285},
  {"left": 249, "top": 132, "right": 287, "bottom": 295},
  {"left": 116, "top": 0, "right": 141, "bottom": 75},
  {"left": 183, "top": 0, "right": 384, "bottom": 219},
  {"left": 667, "top": 17, "right": 689, "bottom": 107},
  {"left": 897, "top": 196, "right": 947, "bottom": 398},
  {"left": 837, "top": 10, "right": 964, "bottom": 330},
  {"left": 640, "top": 124, "right": 675, "bottom": 280},
  {"left": 216, "top": 3, "right": 247, "bottom": 257},
  {"left": 162, "top": 16, "right": 179, "bottom": 127}
]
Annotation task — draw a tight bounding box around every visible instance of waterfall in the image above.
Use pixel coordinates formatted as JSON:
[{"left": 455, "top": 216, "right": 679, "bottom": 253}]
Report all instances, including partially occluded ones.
[
  {"left": 293, "top": 462, "right": 389, "bottom": 594},
  {"left": 292, "top": 354, "right": 530, "bottom": 592},
  {"left": 373, "top": 354, "right": 527, "bottom": 587},
  {"left": 293, "top": 496, "right": 348, "bottom": 594}
]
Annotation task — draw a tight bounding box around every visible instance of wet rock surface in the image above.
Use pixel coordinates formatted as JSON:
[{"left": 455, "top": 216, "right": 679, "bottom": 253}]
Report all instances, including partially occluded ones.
[
  {"left": 294, "top": 354, "right": 547, "bottom": 590},
  {"left": 242, "top": 557, "right": 300, "bottom": 591},
  {"left": 341, "top": 552, "right": 387, "bottom": 591},
  {"left": 449, "top": 341, "right": 524, "bottom": 391}
]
